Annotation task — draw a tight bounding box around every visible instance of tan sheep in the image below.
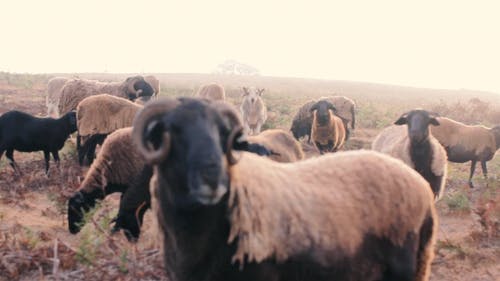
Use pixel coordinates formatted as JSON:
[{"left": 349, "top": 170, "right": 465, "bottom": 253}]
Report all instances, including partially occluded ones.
[
  {"left": 67, "top": 127, "right": 151, "bottom": 237},
  {"left": 246, "top": 129, "right": 304, "bottom": 162},
  {"left": 310, "top": 99, "right": 346, "bottom": 154},
  {"left": 290, "top": 95, "right": 355, "bottom": 142},
  {"left": 430, "top": 117, "right": 500, "bottom": 187},
  {"left": 132, "top": 98, "right": 437, "bottom": 281},
  {"left": 240, "top": 87, "right": 267, "bottom": 135},
  {"left": 76, "top": 94, "right": 142, "bottom": 165},
  {"left": 196, "top": 83, "right": 226, "bottom": 101},
  {"left": 46, "top": 77, "right": 70, "bottom": 117},
  {"left": 372, "top": 109, "right": 448, "bottom": 200},
  {"left": 58, "top": 76, "right": 154, "bottom": 115}
]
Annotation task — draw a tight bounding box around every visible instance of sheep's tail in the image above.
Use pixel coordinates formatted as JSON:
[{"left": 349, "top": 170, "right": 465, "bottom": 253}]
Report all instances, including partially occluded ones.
[{"left": 414, "top": 212, "right": 436, "bottom": 281}]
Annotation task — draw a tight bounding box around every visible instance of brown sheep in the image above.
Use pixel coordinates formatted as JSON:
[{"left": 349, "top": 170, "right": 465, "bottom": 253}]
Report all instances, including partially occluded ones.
[
  {"left": 67, "top": 127, "right": 152, "bottom": 240},
  {"left": 76, "top": 94, "right": 142, "bottom": 165},
  {"left": 46, "top": 77, "right": 70, "bottom": 117},
  {"left": 132, "top": 97, "right": 437, "bottom": 281},
  {"left": 196, "top": 83, "right": 226, "bottom": 100},
  {"left": 58, "top": 76, "right": 154, "bottom": 115},
  {"left": 372, "top": 110, "right": 448, "bottom": 200},
  {"left": 310, "top": 99, "right": 346, "bottom": 154},
  {"left": 290, "top": 96, "right": 355, "bottom": 142},
  {"left": 247, "top": 129, "right": 304, "bottom": 162},
  {"left": 430, "top": 117, "right": 500, "bottom": 187}
]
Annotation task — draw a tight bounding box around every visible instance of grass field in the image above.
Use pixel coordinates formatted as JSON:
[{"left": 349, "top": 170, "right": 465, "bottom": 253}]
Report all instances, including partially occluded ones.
[{"left": 0, "top": 72, "right": 499, "bottom": 280}]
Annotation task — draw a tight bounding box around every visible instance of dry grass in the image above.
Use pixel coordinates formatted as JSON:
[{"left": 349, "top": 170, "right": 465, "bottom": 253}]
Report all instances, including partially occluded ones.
[{"left": 0, "top": 72, "right": 499, "bottom": 281}]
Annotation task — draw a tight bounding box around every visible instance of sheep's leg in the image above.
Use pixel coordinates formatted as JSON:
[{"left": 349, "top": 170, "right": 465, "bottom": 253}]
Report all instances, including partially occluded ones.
[
  {"left": 43, "top": 150, "right": 50, "bottom": 176},
  {"left": 255, "top": 123, "right": 262, "bottom": 135},
  {"left": 6, "top": 149, "right": 21, "bottom": 175},
  {"left": 52, "top": 151, "right": 60, "bottom": 169},
  {"left": 469, "top": 160, "right": 477, "bottom": 188},
  {"left": 87, "top": 142, "right": 97, "bottom": 165},
  {"left": 480, "top": 161, "right": 488, "bottom": 179}
]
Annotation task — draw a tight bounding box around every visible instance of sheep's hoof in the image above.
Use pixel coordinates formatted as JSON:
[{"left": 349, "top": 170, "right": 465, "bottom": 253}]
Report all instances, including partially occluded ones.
[{"left": 468, "top": 181, "right": 474, "bottom": 188}]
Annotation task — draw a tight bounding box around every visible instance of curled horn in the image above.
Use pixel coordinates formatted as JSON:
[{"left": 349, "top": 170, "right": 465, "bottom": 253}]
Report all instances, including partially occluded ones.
[
  {"left": 132, "top": 98, "right": 180, "bottom": 164},
  {"left": 226, "top": 125, "right": 244, "bottom": 165},
  {"left": 212, "top": 101, "right": 245, "bottom": 165},
  {"left": 127, "top": 76, "right": 142, "bottom": 96}
]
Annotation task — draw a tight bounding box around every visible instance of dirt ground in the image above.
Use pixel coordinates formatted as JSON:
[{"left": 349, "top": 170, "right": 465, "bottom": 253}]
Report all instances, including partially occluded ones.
[{"left": 0, "top": 79, "right": 499, "bottom": 281}]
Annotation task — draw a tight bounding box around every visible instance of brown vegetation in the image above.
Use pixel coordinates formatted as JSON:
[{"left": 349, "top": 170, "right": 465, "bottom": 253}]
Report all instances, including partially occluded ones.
[{"left": 0, "top": 72, "right": 499, "bottom": 281}]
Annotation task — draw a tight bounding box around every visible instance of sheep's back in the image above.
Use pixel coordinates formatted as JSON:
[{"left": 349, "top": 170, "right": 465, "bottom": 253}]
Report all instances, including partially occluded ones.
[
  {"left": 228, "top": 150, "right": 435, "bottom": 265},
  {"left": 79, "top": 128, "right": 144, "bottom": 192},
  {"left": 77, "top": 94, "right": 142, "bottom": 137},
  {"left": 431, "top": 117, "right": 495, "bottom": 155},
  {"left": 247, "top": 129, "right": 304, "bottom": 162},
  {"left": 372, "top": 125, "right": 413, "bottom": 167}
]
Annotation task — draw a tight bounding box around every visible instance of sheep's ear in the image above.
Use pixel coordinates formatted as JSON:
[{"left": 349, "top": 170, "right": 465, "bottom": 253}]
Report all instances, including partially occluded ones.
[
  {"left": 327, "top": 103, "right": 337, "bottom": 113},
  {"left": 257, "top": 88, "right": 265, "bottom": 96},
  {"left": 394, "top": 115, "right": 408, "bottom": 125},
  {"left": 430, "top": 118, "right": 440, "bottom": 126},
  {"left": 310, "top": 104, "right": 319, "bottom": 113},
  {"left": 242, "top": 87, "right": 249, "bottom": 96}
]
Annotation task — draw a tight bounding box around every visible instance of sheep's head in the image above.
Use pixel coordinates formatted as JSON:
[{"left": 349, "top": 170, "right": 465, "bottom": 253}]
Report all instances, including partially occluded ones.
[
  {"left": 395, "top": 109, "right": 440, "bottom": 144},
  {"left": 67, "top": 189, "right": 103, "bottom": 234},
  {"left": 64, "top": 111, "right": 77, "bottom": 133},
  {"left": 125, "top": 76, "right": 155, "bottom": 101},
  {"left": 133, "top": 98, "right": 256, "bottom": 208},
  {"left": 310, "top": 100, "right": 336, "bottom": 126},
  {"left": 242, "top": 87, "right": 264, "bottom": 104}
]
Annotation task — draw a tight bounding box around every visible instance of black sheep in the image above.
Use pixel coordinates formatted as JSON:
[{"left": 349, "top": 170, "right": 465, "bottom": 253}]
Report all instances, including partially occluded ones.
[{"left": 0, "top": 110, "right": 77, "bottom": 175}]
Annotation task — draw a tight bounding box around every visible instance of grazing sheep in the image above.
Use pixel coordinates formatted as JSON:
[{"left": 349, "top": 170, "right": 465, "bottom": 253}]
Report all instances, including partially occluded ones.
[
  {"left": 247, "top": 129, "right": 304, "bottom": 162},
  {"left": 76, "top": 94, "right": 142, "bottom": 165},
  {"left": 290, "top": 96, "right": 355, "bottom": 142},
  {"left": 430, "top": 117, "right": 500, "bottom": 188},
  {"left": 58, "top": 76, "right": 154, "bottom": 115},
  {"left": 67, "top": 127, "right": 153, "bottom": 240},
  {"left": 132, "top": 97, "right": 438, "bottom": 281},
  {"left": 310, "top": 99, "right": 347, "bottom": 154},
  {"left": 70, "top": 100, "right": 273, "bottom": 241},
  {"left": 46, "top": 77, "right": 70, "bottom": 117},
  {"left": 240, "top": 87, "right": 267, "bottom": 135},
  {"left": 196, "top": 83, "right": 226, "bottom": 100},
  {"left": 0, "top": 110, "right": 77, "bottom": 175},
  {"left": 372, "top": 110, "right": 448, "bottom": 200},
  {"left": 144, "top": 75, "right": 161, "bottom": 96}
]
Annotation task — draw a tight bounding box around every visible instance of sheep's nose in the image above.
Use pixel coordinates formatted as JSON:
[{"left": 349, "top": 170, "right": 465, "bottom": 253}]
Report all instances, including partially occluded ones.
[{"left": 251, "top": 98, "right": 255, "bottom": 103}]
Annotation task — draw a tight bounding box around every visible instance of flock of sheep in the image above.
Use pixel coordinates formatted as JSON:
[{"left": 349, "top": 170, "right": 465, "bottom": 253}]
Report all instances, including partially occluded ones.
[{"left": 0, "top": 75, "right": 499, "bottom": 281}]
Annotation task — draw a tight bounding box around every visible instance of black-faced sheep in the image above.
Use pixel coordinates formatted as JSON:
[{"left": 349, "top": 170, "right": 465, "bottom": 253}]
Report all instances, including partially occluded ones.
[
  {"left": 76, "top": 94, "right": 142, "bottom": 165},
  {"left": 132, "top": 97, "right": 438, "bottom": 281},
  {"left": 69, "top": 100, "right": 273, "bottom": 241},
  {"left": 58, "top": 76, "right": 154, "bottom": 115},
  {"left": 290, "top": 95, "right": 356, "bottom": 142},
  {"left": 46, "top": 76, "right": 70, "bottom": 117},
  {"left": 144, "top": 75, "right": 161, "bottom": 97},
  {"left": 196, "top": 83, "right": 226, "bottom": 101},
  {"left": 0, "top": 110, "right": 77, "bottom": 175},
  {"left": 430, "top": 117, "right": 500, "bottom": 188},
  {"left": 240, "top": 87, "right": 267, "bottom": 135},
  {"left": 246, "top": 129, "right": 304, "bottom": 162},
  {"left": 372, "top": 110, "right": 448, "bottom": 200},
  {"left": 67, "top": 127, "right": 153, "bottom": 240},
  {"left": 310, "top": 99, "right": 347, "bottom": 154}
]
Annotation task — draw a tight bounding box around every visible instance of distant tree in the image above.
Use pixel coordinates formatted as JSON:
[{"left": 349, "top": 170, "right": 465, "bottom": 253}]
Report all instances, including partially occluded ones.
[{"left": 214, "top": 60, "right": 260, "bottom": 75}]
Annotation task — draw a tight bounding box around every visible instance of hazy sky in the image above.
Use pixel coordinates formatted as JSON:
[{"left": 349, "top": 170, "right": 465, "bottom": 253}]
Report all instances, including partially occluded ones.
[{"left": 1, "top": 0, "right": 499, "bottom": 93}]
